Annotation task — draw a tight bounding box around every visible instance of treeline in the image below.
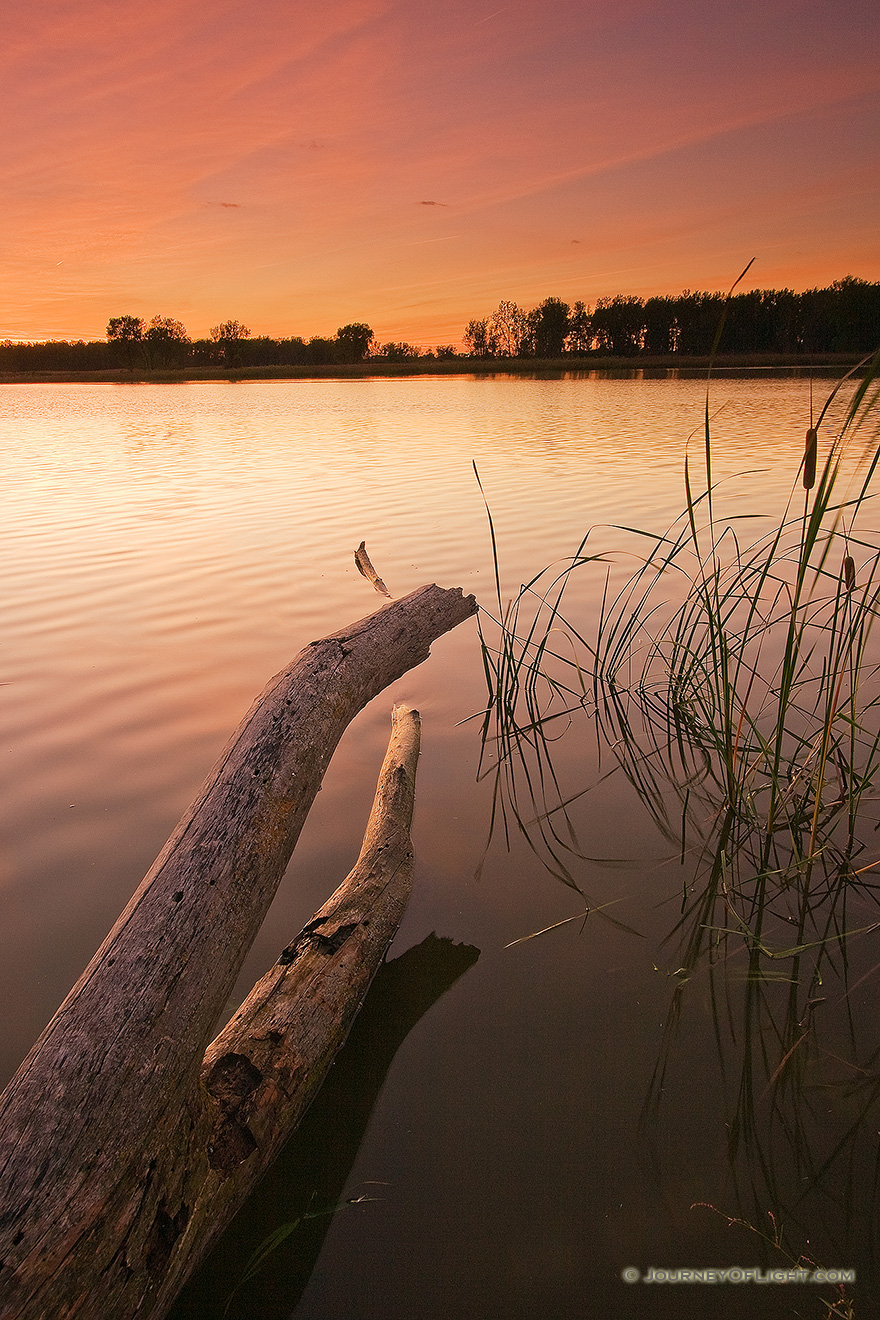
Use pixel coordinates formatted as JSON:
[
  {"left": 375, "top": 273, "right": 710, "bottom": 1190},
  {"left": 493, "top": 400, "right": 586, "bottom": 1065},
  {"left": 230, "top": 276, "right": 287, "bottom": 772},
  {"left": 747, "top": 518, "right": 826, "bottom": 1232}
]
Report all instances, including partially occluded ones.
[
  {"left": 0, "top": 317, "right": 455, "bottom": 373},
  {"left": 1, "top": 278, "right": 878, "bottom": 374},
  {"left": 464, "top": 277, "right": 880, "bottom": 358}
]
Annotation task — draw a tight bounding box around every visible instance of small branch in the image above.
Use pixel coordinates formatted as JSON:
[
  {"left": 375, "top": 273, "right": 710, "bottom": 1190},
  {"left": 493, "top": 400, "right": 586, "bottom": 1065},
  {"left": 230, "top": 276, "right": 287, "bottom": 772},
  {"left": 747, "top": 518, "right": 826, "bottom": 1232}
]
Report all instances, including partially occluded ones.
[{"left": 354, "top": 540, "right": 392, "bottom": 597}]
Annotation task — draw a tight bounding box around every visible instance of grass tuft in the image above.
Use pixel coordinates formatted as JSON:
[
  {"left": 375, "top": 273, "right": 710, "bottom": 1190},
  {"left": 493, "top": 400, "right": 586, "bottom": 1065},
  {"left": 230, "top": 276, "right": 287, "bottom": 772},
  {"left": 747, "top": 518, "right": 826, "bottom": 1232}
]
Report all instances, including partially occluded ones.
[{"left": 474, "top": 341, "right": 880, "bottom": 1281}]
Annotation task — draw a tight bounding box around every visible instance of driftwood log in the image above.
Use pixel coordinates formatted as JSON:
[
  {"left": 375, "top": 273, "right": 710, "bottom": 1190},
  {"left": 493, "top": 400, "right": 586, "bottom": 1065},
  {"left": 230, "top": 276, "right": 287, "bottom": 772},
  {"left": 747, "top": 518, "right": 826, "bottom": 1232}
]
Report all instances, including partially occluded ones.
[
  {"left": 177, "top": 932, "right": 480, "bottom": 1315},
  {"left": 0, "top": 583, "right": 477, "bottom": 1320}
]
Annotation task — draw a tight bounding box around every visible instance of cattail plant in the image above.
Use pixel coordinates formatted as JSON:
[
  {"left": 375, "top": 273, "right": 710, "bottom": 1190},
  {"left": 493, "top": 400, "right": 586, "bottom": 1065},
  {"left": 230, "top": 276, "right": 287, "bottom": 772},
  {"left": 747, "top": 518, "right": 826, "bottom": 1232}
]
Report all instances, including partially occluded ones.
[
  {"left": 477, "top": 349, "right": 880, "bottom": 980},
  {"left": 476, "top": 345, "right": 880, "bottom": 1293},
  {"left": 803, "top": 426, "right": 817, "bottom": 489}
]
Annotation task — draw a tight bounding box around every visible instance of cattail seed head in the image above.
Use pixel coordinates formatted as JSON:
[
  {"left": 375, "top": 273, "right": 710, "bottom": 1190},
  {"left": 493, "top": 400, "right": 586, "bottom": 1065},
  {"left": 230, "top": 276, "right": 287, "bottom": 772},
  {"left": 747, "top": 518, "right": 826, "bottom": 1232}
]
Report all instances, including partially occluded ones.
[
  {"left": 803, "top": 428, "right": 817, "bottom": 490},
  {"left": 844, "top": 555, "right": 856, "bottom": 593}
]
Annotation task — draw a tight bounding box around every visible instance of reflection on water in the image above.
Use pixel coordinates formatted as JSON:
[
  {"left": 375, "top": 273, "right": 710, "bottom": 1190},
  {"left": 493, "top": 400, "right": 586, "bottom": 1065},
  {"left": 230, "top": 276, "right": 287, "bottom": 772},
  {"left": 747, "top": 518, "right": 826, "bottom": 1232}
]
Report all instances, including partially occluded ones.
[
  {"left": 477, "top": 368, "right": 878, "bottom": 1316},
  {"left": 171, "top": 934, "right": 480, "bottom": 1320},
  {"left": 0, "top": 374, "right": 873, "bottom": 1317},
  {"left": 480, "top": 638, "right": 879, "bottom": 1304}
]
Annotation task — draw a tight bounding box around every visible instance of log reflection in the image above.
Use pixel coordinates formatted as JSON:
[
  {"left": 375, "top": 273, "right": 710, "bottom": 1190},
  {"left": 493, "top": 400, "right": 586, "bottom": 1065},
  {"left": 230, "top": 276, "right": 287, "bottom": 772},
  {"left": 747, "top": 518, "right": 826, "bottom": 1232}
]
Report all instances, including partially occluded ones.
[{"left": 170, "top": 933, "right": 480, "bottom": 1320}]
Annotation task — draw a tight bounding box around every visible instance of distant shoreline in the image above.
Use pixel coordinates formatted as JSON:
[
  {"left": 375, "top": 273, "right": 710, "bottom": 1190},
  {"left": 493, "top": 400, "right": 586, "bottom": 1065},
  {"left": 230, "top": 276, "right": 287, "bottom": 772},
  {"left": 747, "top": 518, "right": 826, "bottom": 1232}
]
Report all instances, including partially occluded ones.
[{"left": 0, "top": 352, "right": 867, "bottom": 385}]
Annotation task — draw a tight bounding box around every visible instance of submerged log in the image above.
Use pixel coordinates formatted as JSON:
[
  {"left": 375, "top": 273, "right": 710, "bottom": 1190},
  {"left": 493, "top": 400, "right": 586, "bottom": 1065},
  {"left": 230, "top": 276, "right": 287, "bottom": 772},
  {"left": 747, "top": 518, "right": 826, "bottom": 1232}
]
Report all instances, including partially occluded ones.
[{"left": 0, "top": 584, "right": 476, "bottom": 1320}]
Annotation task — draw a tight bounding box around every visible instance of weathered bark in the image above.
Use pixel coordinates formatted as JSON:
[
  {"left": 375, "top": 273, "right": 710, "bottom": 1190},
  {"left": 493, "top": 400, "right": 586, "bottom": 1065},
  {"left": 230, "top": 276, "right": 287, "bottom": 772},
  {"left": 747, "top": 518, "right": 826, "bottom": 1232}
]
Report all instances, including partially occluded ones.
[
  {"left": 167, "top": 704, "right": 422, "bottom": 1308},
  {"left": 0, "top": 584, "right": 476, "bottom": 1320},
  {"left": 176, "top": 933, "right": 481, "bottom": 1317}
]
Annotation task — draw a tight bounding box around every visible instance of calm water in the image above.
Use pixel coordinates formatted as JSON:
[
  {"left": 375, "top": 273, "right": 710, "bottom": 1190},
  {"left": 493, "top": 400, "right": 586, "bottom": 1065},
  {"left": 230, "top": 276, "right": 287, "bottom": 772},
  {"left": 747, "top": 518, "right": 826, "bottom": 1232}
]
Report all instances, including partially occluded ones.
[{"left": 0, "top": 374, "right": 876, "bottom": 1318}]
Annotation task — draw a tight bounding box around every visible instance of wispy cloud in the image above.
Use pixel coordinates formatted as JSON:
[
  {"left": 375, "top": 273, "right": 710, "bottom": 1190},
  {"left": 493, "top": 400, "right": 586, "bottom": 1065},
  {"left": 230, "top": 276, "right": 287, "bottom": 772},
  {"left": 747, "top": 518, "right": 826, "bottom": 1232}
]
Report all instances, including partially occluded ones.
[
  {"left": 2, "top": 0, "right": 878, "bottom": 342},
  {"left": 474, "top": 7, "right": 509, "bottom": 25}
]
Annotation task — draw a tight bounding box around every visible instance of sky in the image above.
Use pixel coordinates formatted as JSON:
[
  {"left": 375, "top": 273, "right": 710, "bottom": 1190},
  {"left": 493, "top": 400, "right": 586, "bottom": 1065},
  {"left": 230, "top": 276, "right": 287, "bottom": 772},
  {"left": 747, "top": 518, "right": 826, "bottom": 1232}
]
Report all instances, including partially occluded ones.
[{"left": 3, "top": 0, "right": 879, "bottom": 347}]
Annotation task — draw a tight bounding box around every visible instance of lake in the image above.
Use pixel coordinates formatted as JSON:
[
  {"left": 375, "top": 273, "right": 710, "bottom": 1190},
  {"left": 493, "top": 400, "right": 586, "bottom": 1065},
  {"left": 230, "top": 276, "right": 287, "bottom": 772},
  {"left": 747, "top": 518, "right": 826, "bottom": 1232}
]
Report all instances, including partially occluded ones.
[{"left": 0, "top": 372, "right": 876, "bottom": 1318}]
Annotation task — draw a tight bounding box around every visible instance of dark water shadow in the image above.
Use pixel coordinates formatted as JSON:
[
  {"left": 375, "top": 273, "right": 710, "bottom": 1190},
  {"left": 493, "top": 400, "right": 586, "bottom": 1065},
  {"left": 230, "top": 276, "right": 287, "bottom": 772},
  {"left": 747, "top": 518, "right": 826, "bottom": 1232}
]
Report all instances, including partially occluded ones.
[{"left": 169, "top": 933, "right": 480, "bottom": 1320}]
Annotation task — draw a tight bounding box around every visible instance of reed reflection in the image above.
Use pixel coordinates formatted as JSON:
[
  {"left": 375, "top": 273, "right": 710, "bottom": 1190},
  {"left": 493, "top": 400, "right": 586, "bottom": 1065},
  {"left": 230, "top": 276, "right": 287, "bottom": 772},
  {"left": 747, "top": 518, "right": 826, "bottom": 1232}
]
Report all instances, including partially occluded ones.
[{"left": 476, "top": 362, "right": 880, "bottom": 1301}]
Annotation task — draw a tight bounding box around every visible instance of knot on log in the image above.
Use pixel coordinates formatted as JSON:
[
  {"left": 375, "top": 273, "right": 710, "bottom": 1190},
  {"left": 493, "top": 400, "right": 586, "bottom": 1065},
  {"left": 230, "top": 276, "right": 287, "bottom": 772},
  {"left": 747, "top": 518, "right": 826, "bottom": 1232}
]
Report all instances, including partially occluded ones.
[
  {"left": 205, "top": 1053, "right": 263, "bottom": 1106},
  {"left": 207, "top": 1118, "right": 257, "bottom": 1176},
  {"left": 145, "top": 1201, "right": 190, "bottom": 1279},
  {"left": 205, "top": 1053, "right": 263, "bottom": 1176},
  {"left": 278, "top": 918, "right": 360, "bottom": 965}
]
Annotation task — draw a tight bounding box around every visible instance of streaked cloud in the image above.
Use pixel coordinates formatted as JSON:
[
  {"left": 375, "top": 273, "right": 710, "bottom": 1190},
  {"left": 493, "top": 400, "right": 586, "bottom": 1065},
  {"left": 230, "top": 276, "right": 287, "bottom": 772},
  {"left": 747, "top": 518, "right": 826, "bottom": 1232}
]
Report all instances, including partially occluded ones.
[{"left": 2, "top": 0, "right": 879, "bottom": 344}]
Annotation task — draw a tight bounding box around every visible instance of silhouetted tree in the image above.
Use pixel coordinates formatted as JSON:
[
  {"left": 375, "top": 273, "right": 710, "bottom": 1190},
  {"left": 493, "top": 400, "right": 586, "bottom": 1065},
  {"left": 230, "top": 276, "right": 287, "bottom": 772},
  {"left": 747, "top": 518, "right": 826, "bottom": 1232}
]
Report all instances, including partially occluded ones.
[
  {"left": 335, "top": 323, "right": 374, "bottom": 363},
  {"left": 2, "top": 339, "right": 114, "bottom": 372},
  {"left": 376, "top": 342, "right": 421, "bottom": 361},
  {"left": 642, "top": 297, "right": 676, "bottom": 355},
  {"left": 187, "top": 339, "right": 213, "bottom": 367},
  {"left": 463, "top": 318, "right": 491, "bottom": 357},
  {"left": 668, "top": 291, "right": 724, "bottom": 354},
  {"left": 143, "top": 316, "right": 190, "bottom": 368},
  {"left": 525, "top": 297, "right": 571, "bottom": 357},
  {"left": 488, "top": 300, "right": 528, "bottom": 357},
  {"left": 278, "top": 337, "right": 309, "bottom": 365},
  {"left": 824, "top": 277, "right": 880, "bottom": 352},
  {"left": 305, "top": 336, "right": 337, "bottom": 365},
  {"left": 565, "top": 301, "right": 593, "bottom": 355},
  {"left": 766, "top": 289, "right": 800, "bottom": 354},
  {"left": 106, "top": 315, "right": 146, "bottom": 366},
  {"left": 591, "top": 296, "right": 644, "bottom": 355},
  {"left": 209, "top": 320, "right": 251, "bottom": 367},
  {"left": 724, "top": 290, "right": 783, "bottom": 354},
  {"left": 209, "top": 319, "right": 251, "bottom": 342},
  {"left": 435, "top": 345, "right": 458, "bottom": 359}
]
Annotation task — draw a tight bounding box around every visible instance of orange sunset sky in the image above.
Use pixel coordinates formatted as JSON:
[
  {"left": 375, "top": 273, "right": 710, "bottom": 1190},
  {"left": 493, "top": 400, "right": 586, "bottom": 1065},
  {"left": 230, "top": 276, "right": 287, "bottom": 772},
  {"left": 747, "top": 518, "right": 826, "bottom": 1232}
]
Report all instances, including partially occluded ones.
[{"left": 4, "top": 0, "right": 880, "bottom": 348}]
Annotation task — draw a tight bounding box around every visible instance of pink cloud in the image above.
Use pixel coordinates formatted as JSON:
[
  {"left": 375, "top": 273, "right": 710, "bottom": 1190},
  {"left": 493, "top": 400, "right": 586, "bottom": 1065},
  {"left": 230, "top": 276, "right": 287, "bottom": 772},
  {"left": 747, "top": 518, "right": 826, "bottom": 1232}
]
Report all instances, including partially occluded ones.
[{"left": 2, "top": 0, "right": 879, "bottom": 342}]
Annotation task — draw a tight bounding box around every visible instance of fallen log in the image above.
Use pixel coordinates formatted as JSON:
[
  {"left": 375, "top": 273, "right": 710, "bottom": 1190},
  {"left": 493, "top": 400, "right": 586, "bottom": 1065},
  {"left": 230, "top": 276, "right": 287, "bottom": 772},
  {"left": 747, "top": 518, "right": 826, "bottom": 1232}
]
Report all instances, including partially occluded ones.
[
  {"left": 177, "top": 932, "right": 481, "bottom": 1316},
  {"left": 0, "top": 584, "right": 477, "bottom": 1320}
]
